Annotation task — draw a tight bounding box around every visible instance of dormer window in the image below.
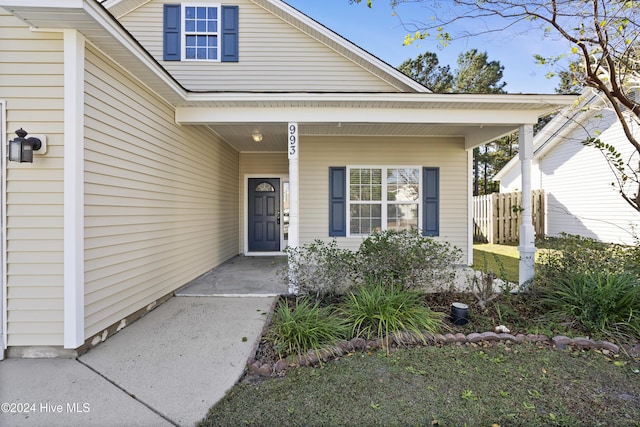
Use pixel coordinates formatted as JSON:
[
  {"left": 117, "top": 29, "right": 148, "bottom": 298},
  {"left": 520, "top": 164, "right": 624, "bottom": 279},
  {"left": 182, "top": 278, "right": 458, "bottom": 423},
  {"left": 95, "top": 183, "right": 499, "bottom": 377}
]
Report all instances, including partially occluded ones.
[
  {"left": 163, "top": 4, "right": 239, "bottom": 62},
  {"left": 184, "top": 5, "right": 220, "bottom": 60}
]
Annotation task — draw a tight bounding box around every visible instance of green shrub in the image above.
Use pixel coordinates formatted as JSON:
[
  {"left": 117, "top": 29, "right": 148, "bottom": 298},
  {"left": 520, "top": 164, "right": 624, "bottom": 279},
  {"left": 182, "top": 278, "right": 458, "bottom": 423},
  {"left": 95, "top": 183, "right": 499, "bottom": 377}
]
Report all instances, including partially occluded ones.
[
  {"left": 341, "top": 282, "right": 445, "bottom": 346},
  {"left": 536, "top": 233, "right": 638, "bottom": 286},
  {"left": 539, "top": 271, "right": 640, "bottom": 338},
  {"left": 266, "top": 298, "right": 349, "bottom": 358},
  {"left": 283, "top": 240, "right": 356, "bottom": 299},
  {"left": 353, "top": 229, "right": 462, "bottom": 291}
]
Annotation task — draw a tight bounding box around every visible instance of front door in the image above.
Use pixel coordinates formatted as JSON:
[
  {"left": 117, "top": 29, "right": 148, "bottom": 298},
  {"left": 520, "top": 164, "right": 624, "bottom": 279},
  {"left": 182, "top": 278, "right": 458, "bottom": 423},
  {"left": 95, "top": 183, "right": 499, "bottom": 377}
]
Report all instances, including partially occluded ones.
[{"left": 248, "top": 178, "right": 280, "bottom": 252}]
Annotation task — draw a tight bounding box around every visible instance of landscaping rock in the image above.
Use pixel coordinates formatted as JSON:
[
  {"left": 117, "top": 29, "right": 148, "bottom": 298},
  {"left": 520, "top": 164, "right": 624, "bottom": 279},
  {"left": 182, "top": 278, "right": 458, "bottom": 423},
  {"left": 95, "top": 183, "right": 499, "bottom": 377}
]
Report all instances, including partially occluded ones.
[
  {"left": 337, "top": 340, "right": 354, "bottom": 352},
  {"left": 434, "top": 334, "right": 446, "bottom": 344},
  {"left": 248, "top": 360, "right": 263, "bottom": 374},
  {"left": 350, "top": 337, "right": 367, "bottom": 350},
  {"left": 454, "top": 333, "right": 467, "bottom": 343},
  {"left": 274, "top": 359, "right": 289, "bottom": 372},
  {"left": 479, "top": 332, "right": 500, "bottom": 342},
  {"left": 257, "top": 363, "right": 272, "bottom": 377},
  {"left": 497, "top": 333, "right": 517, "bottom": 342},
  {"left": 527, "top": 334, "right": 550, "bottom": 343},
  {"left": 595, "top": 341, "right": 619, "bottom": 354},
  {"left": 552, "top": 335, "right": 573, "bottom": 350},
  {"left": 466, "top": 333, "right": 483, "bottom": 343},
  {"left": 572, "top": 337, "right": 596, "bottom": 348},
  {"left": 443, "top": 333, "right": 456, "bottom": 343},
  {"left": 515, "top": 334, "right": 527, "bottom": 343}
]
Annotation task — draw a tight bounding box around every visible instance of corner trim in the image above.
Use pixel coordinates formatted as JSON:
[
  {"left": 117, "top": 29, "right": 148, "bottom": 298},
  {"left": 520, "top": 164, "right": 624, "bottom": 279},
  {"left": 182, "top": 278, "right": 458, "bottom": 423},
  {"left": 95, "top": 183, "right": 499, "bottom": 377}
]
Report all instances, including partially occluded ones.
[{"left": 63, "top": 29, "right": 86, "bottom": 349}]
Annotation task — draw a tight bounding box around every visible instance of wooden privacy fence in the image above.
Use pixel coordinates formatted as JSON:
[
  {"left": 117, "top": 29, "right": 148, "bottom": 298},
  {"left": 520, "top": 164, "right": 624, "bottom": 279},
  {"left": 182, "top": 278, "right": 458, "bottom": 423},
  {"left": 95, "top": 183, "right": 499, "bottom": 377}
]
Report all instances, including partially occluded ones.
[{"left": 473, "top": 190, "right": 545, "bottom": 244}]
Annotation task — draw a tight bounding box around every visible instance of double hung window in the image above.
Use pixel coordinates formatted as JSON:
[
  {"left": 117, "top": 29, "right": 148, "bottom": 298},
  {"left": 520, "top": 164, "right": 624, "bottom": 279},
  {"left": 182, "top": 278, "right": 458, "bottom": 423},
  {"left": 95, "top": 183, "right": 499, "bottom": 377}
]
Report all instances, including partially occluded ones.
[
  {"left": 183, "top": 5, "right": 220, "bottom": 60},
  {"left": 348, "top": 166, "right": 420, "bottom": 236}
]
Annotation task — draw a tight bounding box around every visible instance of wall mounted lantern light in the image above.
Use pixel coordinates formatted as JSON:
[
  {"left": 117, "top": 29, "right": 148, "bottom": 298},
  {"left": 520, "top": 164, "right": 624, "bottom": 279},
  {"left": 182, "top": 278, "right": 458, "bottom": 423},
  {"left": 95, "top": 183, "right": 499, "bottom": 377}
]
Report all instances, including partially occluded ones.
[{"left": 9, "top": 128, "right": 42, "bottom": 163}]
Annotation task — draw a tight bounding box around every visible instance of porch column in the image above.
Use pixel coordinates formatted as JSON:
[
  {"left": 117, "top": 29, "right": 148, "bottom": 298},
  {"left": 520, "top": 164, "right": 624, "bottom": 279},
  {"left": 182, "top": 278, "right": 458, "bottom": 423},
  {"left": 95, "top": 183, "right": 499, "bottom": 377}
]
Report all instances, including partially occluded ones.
[
  {"left": 287, "top": 123, "right": 299, "bottom": 293},
  {"left": 518, "top": 124, "right": 536, "bottom": 287}
]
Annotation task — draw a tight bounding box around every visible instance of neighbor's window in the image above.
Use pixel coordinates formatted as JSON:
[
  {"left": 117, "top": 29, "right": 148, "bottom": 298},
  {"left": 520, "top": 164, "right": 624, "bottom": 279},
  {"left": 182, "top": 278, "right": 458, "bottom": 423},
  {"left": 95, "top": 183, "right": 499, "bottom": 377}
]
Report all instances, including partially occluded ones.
[
  {"left": 183, "top": 4, "right": 220, "bottom": 60},
  {"left": 348, "top": 166, "right": 420, "bottom": 236}
]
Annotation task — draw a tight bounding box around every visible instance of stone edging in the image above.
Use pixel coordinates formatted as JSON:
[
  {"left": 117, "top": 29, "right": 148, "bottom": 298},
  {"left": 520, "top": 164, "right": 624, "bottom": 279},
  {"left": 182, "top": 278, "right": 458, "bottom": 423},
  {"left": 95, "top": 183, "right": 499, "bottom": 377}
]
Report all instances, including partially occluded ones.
[{"left": 246, "top": 331, "right": 622, "bottom": 377}]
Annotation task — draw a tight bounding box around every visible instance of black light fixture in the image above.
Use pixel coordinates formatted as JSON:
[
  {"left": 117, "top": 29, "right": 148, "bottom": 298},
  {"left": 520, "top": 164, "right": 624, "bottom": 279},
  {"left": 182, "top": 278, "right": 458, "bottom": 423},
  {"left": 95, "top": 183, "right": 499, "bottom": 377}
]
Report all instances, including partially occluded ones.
[{"left": 9, "top": 128, "right": 42, "bottom": 163}]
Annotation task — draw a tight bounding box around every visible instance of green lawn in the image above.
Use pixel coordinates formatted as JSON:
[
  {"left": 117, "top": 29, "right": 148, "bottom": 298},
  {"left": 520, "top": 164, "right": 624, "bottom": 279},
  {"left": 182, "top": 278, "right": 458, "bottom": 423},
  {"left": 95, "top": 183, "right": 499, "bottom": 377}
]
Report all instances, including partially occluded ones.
[
  {"left": 201, "top": 344, "right": 640, "bottom": 427},
  {"left": 473, "top": 243, "right": 521, "bottom": 283}
]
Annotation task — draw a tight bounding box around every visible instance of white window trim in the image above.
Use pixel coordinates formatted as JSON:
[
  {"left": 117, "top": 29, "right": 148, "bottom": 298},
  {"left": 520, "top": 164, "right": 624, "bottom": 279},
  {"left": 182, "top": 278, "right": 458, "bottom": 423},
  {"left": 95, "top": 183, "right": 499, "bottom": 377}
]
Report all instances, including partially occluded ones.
[
  {"left": 181, "top": 3, "right": 221, "bottom": 62},
  {"left": 346, "top": 165, "right": 422, "bottom": 237}
]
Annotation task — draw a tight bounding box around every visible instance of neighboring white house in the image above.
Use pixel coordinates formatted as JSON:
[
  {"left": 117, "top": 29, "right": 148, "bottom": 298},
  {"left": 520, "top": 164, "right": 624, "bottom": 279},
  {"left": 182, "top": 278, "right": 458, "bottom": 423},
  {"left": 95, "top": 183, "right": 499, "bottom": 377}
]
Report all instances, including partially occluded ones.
[
  {"left": 0, "top": 0, "right": 572, "bottom": 358},
  {"left": 495, "top": 90, "right": 640, "bottom": 245}
]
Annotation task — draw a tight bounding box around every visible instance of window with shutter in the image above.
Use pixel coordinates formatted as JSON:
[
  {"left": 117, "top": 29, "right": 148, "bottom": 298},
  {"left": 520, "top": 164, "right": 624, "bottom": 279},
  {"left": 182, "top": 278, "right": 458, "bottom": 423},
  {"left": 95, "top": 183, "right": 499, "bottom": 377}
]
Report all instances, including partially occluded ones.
[{"left": 163, "top": 4, "right": 238, "bottom": 62}]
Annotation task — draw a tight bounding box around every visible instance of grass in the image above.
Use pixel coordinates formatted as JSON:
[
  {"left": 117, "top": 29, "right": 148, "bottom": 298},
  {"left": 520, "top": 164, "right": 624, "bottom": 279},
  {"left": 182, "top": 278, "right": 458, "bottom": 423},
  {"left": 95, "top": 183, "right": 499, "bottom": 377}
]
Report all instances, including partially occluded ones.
[
  {"left": 200, "top": 344, "right": 640, "bottom": 426},
  {"left": 198, "top": 243, "right": 640, "bottom": 426},
  {"left": 473, "top": 243, "right": 520, "bottom": 283}
]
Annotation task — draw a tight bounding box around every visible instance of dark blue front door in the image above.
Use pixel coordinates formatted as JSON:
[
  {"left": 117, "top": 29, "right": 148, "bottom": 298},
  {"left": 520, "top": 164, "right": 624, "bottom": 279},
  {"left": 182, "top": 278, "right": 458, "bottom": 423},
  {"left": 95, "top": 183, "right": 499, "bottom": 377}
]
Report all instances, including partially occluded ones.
[{"left": 248, "top": 178, "right": 280, "bottom": 252}]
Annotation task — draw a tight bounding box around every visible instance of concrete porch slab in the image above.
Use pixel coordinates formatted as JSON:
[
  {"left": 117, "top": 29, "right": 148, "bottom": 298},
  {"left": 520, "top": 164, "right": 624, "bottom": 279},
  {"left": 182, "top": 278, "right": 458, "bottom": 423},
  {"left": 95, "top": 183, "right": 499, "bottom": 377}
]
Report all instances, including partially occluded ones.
[{"left": 175, "top": 255, "right": 288, "bottom": 297}]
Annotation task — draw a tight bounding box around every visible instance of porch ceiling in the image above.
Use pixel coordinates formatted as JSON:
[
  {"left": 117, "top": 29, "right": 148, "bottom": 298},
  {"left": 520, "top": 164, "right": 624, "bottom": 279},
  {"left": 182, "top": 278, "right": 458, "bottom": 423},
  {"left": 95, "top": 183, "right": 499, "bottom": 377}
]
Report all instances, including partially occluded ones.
[
  {"left": 178, "top": 93, "right": 576, "bottom": 152},
  {"left": 208, "top": 122, "right": 501, "bottom": 152}
]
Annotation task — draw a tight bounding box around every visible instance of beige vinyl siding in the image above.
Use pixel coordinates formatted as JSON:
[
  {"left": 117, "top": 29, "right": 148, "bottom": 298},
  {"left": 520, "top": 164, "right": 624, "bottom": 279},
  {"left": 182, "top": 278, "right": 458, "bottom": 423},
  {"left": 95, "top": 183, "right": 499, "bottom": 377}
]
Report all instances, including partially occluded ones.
[
  {"left": 0, "top": 10, "right": 65, "bottom": 346},
  {"left": 118, "top": 0, "right": 399, "bottom": 92},
  {"left": 84, "top": 44, "right": 240, "bottom": 338},
  {"left": 299, "top": 136, "right": 470, "bottom": 260},
  {"left": 238, "top": 152, "right": 288, "bottom": 252}
]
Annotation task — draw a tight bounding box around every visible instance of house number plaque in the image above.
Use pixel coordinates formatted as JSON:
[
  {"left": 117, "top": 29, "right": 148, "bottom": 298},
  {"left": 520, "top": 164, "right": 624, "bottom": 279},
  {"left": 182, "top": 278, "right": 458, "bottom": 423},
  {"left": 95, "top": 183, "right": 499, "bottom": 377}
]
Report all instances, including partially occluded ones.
[{"left": 288, "top": 122, "right": 298, "bottom": 160}]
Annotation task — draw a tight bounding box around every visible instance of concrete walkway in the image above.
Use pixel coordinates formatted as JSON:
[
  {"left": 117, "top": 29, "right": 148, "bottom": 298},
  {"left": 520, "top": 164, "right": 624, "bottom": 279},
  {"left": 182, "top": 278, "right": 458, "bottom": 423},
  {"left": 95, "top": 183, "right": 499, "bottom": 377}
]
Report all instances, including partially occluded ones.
[{"left": 0, "top": 296, "right": 276, "bottom": 427}]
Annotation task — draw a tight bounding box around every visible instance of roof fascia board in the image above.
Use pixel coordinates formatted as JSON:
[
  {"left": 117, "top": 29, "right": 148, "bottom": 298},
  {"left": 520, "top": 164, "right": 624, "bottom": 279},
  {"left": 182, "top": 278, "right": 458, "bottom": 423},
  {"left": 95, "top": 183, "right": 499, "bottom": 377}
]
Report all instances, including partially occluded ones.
[
  {"left": 184, "top": 91, "right": 575, "bottom": 106},
  {"left": 250, "top": 0, "right": 429, "bottom": 93},
  {"left": 176, "top": 106, "right": 545, "bottom": 125}
]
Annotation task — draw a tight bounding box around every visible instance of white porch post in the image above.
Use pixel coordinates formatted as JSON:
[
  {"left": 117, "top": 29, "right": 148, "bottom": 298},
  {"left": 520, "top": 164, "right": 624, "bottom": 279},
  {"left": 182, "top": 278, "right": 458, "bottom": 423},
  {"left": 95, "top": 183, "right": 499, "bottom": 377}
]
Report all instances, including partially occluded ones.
[
  {"left": 287, "top": 123, "right": 299, "bottom": 293},
  {"left": 518, "top": 124, "right": 536, "bottom": 287}
]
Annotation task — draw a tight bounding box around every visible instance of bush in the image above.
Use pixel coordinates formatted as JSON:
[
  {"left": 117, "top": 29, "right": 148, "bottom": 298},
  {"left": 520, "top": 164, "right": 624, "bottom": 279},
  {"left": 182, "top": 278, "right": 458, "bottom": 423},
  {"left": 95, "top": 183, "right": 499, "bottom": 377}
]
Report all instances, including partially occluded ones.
[
  {"left": 536, "top": 233, "right": 638, "bottom": 286},
  {"left": 283, "top": 240, "right": 355, "bottom": 299},
  {"left": 540, "top": 271, "right": 640, "bottom": 338},
  {"left": 353, "top": 229, "right": 463, "bottom": 291},
  {"left": 340, "top": 282, "right": 445, "bottom": 346},
  {"left": 266, "top": 298, "right": 349, "bottom": 358}
]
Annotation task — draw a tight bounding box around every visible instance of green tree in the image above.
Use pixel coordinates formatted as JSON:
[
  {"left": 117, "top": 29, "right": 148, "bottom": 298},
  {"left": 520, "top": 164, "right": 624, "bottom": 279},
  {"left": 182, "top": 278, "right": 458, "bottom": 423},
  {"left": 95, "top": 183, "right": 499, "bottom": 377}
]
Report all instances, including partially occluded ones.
[
  {"left": 354, "top": 0, "right": 640, "bottom": 213},
  {"left": 399, "top": 49, "right": 508, "bottom": 194},
  {"left": 398, "top": 51, "right": 453, "bottom": 92},
  {"left": 454, "top": 49, "right": 507, "bottom": 94}
]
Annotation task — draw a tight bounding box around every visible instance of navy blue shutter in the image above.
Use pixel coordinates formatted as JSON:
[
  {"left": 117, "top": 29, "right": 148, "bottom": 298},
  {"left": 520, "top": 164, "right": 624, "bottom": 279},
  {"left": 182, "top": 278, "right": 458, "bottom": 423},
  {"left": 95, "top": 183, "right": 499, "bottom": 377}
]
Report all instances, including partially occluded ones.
[
  {"left": 329, "top": 167, "right": 347, "bottom": 236},
  {"left": 422, "top": 167, "right": 440, "bottom": 236},
  {"left": 221, "top": 6, "right": 239, "bottom": 62},
  {"left": 163, "top": 4, "right": 181, "bottom": 61}
]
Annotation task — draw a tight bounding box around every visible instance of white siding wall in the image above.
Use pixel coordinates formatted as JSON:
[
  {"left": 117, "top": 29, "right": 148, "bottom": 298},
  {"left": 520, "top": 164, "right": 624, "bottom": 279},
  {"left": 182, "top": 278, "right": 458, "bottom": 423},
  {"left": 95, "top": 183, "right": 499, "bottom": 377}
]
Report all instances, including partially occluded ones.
[
  {"left": 539, "top": 112, "right": 639, "bottom": 245},
  {"left": 118, "top": 0, "right": 399, "bottom": 92},
  {"left": 84, "top": 45, "right": 240, "bottom": 338},
  {"left": 0, "top": 10, "right": 65, "bottom": 346},
  {"left": 299, "top": 136, "right": 470, "bottom": 260}
]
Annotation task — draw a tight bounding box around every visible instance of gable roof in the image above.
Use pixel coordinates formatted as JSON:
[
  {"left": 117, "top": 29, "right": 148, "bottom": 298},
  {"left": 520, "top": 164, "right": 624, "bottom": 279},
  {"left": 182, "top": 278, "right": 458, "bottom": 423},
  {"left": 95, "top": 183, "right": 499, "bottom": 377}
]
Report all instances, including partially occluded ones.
[
  {"left": 1, "top": 0, "right": 575, "bottom": 150},
  {"left": 102, "top": 0, "right": 429, "bottom": 93}
]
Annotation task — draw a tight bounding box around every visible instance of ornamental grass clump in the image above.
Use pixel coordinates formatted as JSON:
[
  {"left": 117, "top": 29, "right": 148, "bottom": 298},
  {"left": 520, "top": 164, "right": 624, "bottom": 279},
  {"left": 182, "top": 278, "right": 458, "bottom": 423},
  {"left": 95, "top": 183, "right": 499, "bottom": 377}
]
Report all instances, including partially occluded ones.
[
  {"left": 267, "top": 298, "right": 349, "bottom": 358},
  {"left": 341, "top": 282, "right": 445, "bottom": 348},
  {"left": 540, "top": 271, "right": 640, "bottom": 339}
]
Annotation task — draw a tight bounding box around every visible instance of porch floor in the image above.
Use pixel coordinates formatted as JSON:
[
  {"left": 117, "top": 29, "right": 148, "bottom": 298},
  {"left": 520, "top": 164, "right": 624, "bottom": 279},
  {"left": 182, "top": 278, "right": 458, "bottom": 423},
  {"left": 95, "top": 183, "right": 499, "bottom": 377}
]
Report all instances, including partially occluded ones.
[{"left": 175, "top": 255, "right": 288, "bottom": 297}]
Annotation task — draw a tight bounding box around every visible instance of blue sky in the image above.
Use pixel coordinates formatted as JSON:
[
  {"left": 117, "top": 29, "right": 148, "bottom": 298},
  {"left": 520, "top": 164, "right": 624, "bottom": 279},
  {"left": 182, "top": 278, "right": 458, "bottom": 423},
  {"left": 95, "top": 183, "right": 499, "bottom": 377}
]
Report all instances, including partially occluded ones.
[{"left": 284, "top": 0, "right": 569, "bottom": 94}]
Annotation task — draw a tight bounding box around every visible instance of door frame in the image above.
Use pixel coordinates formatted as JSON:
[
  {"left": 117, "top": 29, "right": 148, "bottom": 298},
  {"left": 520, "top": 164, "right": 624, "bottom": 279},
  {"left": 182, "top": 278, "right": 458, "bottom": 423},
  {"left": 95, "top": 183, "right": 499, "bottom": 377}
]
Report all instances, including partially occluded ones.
[{"left": 244, "top": 174, "right": 288, "bottom": 256}]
